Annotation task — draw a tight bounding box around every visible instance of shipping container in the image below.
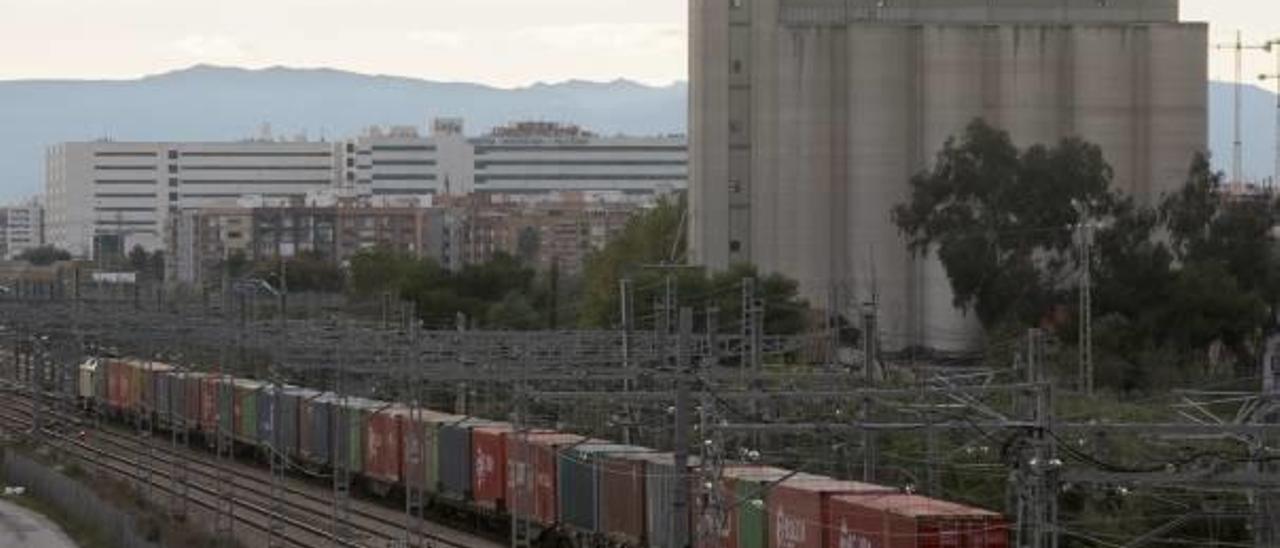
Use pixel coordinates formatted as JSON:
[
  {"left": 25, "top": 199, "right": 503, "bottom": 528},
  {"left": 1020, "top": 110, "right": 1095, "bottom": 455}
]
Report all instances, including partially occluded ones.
[
  {"left": 154, "top": 371, "right": 173, "bottom": 417},
  {"left": 420, "top": 412, "right": 466, "bottom": 494},
  {"left": 162, "top": 372, "right": 189, "bottom": 427},
  {"left": 558, "top": 443, "right": 651, "bottom": 533},
  {"left": 77, "top": 359, "right": 98, "bottom": 402},
  {"left": 301, "top": 393, "right": 337, "bottom": 466},
  {"left": 256, "top": 384, "right": 293, "bottom": 449},
  {"left": 216, "top": 376, "right": 235, "bottom": 436},
  {"left": 364, "top": 404, "right": 408, "bottom": 486},
  {"left": 183, "top": 373, "right": 209, "bottom": 432},
  {"left": 767, "top": 477, "right": 898, "bottom": 548},
  {"left": 139, "top": 362, "right": 174, "bottom": 415},
  {"left": 712, "top": 466, "right": 797, "bottom": 548},
  {"left": 599, "top": 449, "right": 658, "bottom": 545},
  {"left": 472, "top": 425, "right": 513, "bottom": 510},
  {"left": 332, "top": 397, "right": 385, "bottom": 474},
  {"left": 232, "top": 379, "right": 265, "bottom": 443},
  {"left": 507, "top": 432, "right": 585, "bottom": 526},
  {"left": 105, "top": 359, "right": 143, "bottom": 411},
  {"left": 280, "top": 388, "right": 322, "bottom": 460},
  {"left": 198, "top": 376, "right": 218, "bottom": 432},
  {"left": 827, "top": 494, "right": 1010, "bottom": 548},
  {"left": 439, "top": 418, "right": 501, "bottom": 500},
  {"left": 629, "top": 453, "right": 701, "bottom": 548}
]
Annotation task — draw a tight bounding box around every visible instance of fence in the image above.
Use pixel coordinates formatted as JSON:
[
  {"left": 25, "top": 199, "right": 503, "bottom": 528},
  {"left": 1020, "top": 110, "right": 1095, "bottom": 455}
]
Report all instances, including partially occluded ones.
[{"left": 1, "top": 450, "right": 163, "bottom": 548}]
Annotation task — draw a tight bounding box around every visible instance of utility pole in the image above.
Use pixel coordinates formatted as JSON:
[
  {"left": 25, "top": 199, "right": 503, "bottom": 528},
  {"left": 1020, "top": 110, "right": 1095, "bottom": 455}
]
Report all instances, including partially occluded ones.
[
  {"left": 1255, "top": 335, "right": 1280, "bottom": 546},
  {"left": 1073, "top": 201, "right": 1095, "bottom": 396},
  {"left": 620, "top": 278, "right": 635, "bottom": 445},
  {"left": 1216, "top": 32, "right": 1268, "bottom": 186},
  {"left": 861, "top": 302, "right": 878, "bottom": 483},
  {"left": 671, "top": 307, "right": 693, "bottom": 548},
  {"left": 1015, "top": 329, "right": 1059, "bottom": 548}
]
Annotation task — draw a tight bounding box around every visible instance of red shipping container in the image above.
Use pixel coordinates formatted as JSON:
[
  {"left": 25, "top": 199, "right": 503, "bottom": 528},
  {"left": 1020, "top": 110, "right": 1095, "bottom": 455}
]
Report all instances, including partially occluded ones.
[
  {"left": 365, "top": 405, "right": 406, "bottom": 485},
  {"left": 472, "top": 425, "right": 513, "bottom": 510},
  {"left": 600, "top": 451, "right": 653, "bottom": 545},
  {"left": 767, "top": 478, "right": 897, "bottom": 548},
  {"left": 182, "top": 373, "right": 205, "bottom": 429},
  {"left": 827, "top": 494, "right": 1009, "bottom": 548},
  {"left": 199, "top": 376, "right": 220, "bottom": 433},
  {"left": 507, "top": 433, "right": 587, "bottom": 525}
]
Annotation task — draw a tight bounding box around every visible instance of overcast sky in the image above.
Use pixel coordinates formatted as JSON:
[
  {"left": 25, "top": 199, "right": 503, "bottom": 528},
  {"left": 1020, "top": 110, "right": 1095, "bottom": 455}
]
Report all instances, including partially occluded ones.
[{"left": 1, "top": 1, "right": 1276, "bottom": 87}]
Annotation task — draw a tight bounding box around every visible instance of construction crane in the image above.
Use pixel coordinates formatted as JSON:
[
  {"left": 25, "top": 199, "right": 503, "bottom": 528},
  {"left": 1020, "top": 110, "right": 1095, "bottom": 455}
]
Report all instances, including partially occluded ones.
[
  {"left": 1259, "top": 38, "right": 1280, "bottom": 189},
  {"left": 1215, "top": 32, "right": 1268, "bottom": 187}
]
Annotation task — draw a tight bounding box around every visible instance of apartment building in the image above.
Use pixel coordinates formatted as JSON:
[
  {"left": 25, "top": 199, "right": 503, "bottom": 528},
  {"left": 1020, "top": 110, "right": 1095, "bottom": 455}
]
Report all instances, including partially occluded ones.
[
  {"left": 48, "top": 119, "right": 686, "bottom": 261},
  {"left": 172, "top": 195, "right": 440, "bottom": 286},
  {"left": 46, "top": 140, "right": 339, "bottom": 257},
  {"left": 0, "top": 198, "right": 44, "bottom": 260}
]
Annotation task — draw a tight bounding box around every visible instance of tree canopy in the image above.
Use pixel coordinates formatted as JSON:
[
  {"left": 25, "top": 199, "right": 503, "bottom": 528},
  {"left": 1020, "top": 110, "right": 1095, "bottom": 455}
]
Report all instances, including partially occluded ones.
[
  {"left": 15, "top": 245, "right": 71, "bottom": 266},
  {"left": 896, "top": 119, "right": 1280, "bottom": 390}
]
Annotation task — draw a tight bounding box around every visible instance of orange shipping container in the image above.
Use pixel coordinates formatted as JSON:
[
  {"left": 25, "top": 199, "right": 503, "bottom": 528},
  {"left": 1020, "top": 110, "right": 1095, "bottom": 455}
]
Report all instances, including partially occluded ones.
[
  {"left": 767, "top": 478, "right": 897, "bottom": 548},
  {"left": 826, "top": 494, "right": 1009, "bottom": 548},
  {"left": 599, "top": 451, "right": 651, "bottom": 545},
  {"left": 506, "top": 433, "right": 587, "bottom": 526},
  {"left": 472, "top": 425, "right": 513, "bottom": 510}
]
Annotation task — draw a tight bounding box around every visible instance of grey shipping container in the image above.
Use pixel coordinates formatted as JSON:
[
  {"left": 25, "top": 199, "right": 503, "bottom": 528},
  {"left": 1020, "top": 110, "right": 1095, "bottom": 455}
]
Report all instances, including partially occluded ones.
[
  {"left": 634, "top": 453, "right": 701, "bottom": 548},
  {"left": 280, "top": 388, "right": 321, "bottom": 460},
  {"left": 439, "top": 419, "right": 493, "bottom": 500},
  {"left": 557, "top": 444, "right": 651, "bottom": 533},
  {"left": 257, "top": 386, "right": 280, "bottom": 449},
  {"left": 154, "top": 373, "right": 172, "bottom": 417},
  {"left": 303, "top": 393, "right": 337, "bottom": 466}
]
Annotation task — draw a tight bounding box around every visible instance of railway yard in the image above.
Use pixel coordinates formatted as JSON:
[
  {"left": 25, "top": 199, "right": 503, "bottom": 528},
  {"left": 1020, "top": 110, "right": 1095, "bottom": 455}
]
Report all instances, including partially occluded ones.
[{"left": 1, "top": 289, "right": 1279, "bottom": 547}]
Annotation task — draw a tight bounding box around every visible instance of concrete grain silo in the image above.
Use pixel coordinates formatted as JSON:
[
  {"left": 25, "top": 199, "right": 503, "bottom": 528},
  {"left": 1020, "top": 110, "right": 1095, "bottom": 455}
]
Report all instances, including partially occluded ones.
[{"left": 689, "top": 0, "right": 1207, "bottom": 352}]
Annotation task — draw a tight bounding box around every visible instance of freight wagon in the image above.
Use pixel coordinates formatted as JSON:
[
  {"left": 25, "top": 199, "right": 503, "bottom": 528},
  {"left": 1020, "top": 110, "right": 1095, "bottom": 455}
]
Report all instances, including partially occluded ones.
[{"left": 69, "top": 359, "right": 1011, "bottom": 548}]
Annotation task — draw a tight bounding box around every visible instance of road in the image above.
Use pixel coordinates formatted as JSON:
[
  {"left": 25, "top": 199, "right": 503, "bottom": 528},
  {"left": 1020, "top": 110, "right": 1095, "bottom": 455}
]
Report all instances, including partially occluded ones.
[{"left": 0, "top": 497, "right": 78, "bottom": 548}]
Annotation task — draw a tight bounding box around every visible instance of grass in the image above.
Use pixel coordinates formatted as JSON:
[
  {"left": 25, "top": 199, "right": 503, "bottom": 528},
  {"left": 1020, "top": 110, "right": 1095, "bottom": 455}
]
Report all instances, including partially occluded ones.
[{"left": 7, "top": 492, "right": 114, "bottom": 548}]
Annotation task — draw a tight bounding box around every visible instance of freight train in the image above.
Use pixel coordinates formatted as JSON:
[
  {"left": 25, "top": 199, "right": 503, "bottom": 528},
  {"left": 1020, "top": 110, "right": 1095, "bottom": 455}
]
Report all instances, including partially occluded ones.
[{"left": 76, "top": 357, "right": 1010, "bottom": 548}]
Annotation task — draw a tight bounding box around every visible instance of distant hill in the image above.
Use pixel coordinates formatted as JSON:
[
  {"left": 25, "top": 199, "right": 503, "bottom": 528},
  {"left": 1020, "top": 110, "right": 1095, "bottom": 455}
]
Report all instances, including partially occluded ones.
[
  {"left": 0, "top": 66, "right": 1269, "bottom": 201},
  {"left": 0, "top": 65, "right": 687, "bottom": 201}
]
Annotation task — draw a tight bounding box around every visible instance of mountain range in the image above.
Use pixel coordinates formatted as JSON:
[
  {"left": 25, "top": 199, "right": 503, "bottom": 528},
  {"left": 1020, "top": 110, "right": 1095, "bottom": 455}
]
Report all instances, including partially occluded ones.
[{"left": 0, "top": 64, "right": 1270, "bottom": 201}]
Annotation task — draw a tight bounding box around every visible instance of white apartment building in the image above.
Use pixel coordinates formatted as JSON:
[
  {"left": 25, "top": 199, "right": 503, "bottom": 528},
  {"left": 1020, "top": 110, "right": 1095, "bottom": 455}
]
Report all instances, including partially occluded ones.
[
  {"left": 0, "top": 198, "right": 44, "bottom": 260},
  {"left": 469, "top": 121, "right": 686, "bottom": 196},
  {"left": 47, "top": 120, "right": 687, "bottom": 259},
  {"left": 46, "top": 141, "right": 340, "bottom": 257}
]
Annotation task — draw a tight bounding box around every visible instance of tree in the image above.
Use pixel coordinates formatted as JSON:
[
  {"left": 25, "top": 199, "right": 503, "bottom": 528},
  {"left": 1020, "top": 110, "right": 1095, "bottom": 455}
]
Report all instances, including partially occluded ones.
[
  {"left": 894, "top": 119, "right": 1120, "bottom": 328},
  {"left": 578, "top": 198, "right": 810, "bottom": 333},
  {"left": 15, "top": 245, "right": 71, "bottom": 266},
  {"left": 516, "top": 226, "right": 542, "bottom": 265}
]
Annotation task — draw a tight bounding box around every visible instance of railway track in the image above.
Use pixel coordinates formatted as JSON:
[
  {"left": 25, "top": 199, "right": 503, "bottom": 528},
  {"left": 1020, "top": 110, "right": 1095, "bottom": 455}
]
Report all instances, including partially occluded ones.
[{"left": 0, "top": 384, "right": 494, "bottom": 548}]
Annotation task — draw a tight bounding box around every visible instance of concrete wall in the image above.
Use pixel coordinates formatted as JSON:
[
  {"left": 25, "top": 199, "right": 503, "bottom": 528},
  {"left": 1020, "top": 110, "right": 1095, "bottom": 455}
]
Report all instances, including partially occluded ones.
[{"left": 691, "top": 0, "right": 1207, "bottom": 351}]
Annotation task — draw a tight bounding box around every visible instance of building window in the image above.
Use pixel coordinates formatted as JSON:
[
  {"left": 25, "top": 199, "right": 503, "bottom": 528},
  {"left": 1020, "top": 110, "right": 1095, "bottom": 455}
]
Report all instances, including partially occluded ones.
[
  {"left": 346, "top": 143, "right": 355, "bottom": 153},
  {"left": 168, "top": 150, "right": 178, "bottom": 160},
  {"left": 729, "top": 120, "right": 742, "bottom": 133},
  {"left": 730, "top": 179, "right": 742, "bottom": 193},
  {"left": 168, "top": 165, "right": 179, "bottom": 174},
  {"left": 169, "top": 178, "right": 179, "bottom": 187},
  {"left": 732, "top": 60, "right": 743, "bottom": 74},
  {"left": 169, "top": 192, "right": 179, "bottom": 202},
  {"left": 730, "top": 240, "right": 742, "bottom": 252},
  {"left": 731, "top": 0, "right": 743, "bottom": 7}
]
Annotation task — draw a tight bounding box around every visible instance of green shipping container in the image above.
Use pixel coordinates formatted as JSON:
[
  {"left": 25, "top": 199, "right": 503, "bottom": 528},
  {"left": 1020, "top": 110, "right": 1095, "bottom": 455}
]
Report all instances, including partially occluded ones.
[
  {"left": 217, "top": 378, "right": 235, "bottom": 436},
  {"left": 234, "top": 380, "right": 265, "bottom": 444},
  {"left": 736, "top": 479, "right": 768, "bottom": 548},
  {"left": 337, "top": 398, "right": 385, "bottom": 474}
]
